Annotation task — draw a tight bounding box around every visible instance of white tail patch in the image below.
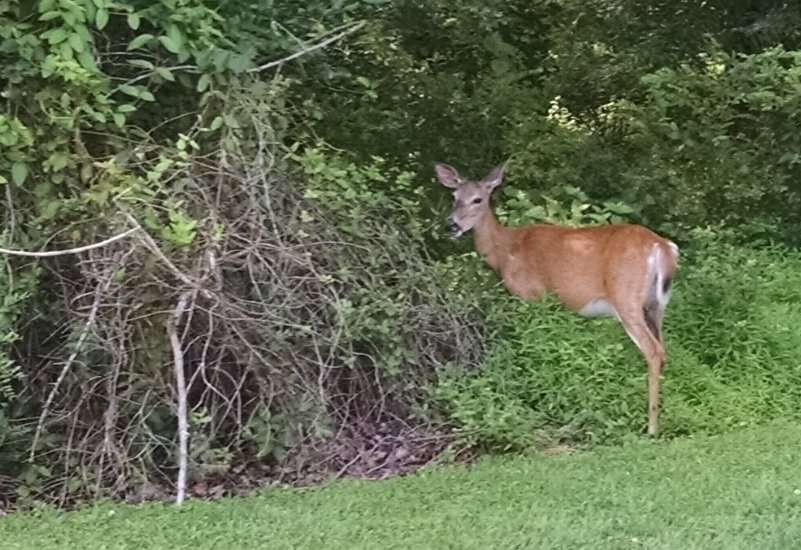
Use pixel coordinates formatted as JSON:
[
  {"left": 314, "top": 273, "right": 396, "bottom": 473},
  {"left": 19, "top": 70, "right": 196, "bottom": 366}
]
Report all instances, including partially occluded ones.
[
  {"left": 668, "top": 241, "right": 679, "bottom": 259},
  {"left": 651, "top": 243, "right": 675, "bottom": 309}
]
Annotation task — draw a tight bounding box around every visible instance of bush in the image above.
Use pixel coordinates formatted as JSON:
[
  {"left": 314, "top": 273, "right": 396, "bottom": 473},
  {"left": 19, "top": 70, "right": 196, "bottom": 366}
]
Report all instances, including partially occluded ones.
[
  {"left": 0, "top": 1, "right": 490, "bottom": 507},
  {"left": 1, "top": 91, "right": 491, "bottom": 505},
  {"left": 436, "top": 241, "right": 801, "bottom": 451}
]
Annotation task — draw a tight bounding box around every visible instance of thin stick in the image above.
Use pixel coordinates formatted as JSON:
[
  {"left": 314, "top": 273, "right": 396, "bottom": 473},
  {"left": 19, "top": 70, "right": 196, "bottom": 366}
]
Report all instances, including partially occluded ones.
[
  {"left": 5, "top": 183, "right": 17, "bottom": 242},
  {"left": 110, "top": 64, "right": 197, "bottom": 95},
  {"left": 29, "top": 265, "right": 118, "bottom": 461},
  {"left": 248, "top": 21, "right": 366, "bottom": 73},
  {"left": 0, "top": 227, "right": 139, "bottom": 258},
  {"left": 169, "top": 291, "right": 192, "bottom": 505}
]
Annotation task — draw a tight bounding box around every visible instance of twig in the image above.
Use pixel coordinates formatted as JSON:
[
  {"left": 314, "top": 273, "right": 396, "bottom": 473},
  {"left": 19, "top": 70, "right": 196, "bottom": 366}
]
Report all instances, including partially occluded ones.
[
  {"left": 110, "top": 65, "right": 197, "bottom": 96},
  {"left": 0, "top": 227, "right": 139, "bottom": 257},
  {"left": 168, "top": 291, "right": 192, "bottom": 506},
  {"left": 4, "top": 183, "right": 17, "bottom": 242},
  {"left": 107, "top": 20, "right": 364, "bottom": 100},
  {"left": 247, "top": 21, "right": 366, "bottom": 73},
  {"left": 29, "top": 262, "right": 119, "bottom": 461}
]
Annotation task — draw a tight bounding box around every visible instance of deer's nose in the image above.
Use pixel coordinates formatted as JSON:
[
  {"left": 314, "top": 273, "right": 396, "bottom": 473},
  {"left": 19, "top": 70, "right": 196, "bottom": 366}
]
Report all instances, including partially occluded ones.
[{"left": 448, "top": 219, "right": 460, "bottom": 233}]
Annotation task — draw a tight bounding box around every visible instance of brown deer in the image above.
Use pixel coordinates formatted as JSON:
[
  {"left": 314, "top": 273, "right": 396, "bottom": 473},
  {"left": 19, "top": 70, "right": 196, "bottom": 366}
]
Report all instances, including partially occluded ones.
[{"left": 435, "top": 161, "right": 679, "bottom": 436}]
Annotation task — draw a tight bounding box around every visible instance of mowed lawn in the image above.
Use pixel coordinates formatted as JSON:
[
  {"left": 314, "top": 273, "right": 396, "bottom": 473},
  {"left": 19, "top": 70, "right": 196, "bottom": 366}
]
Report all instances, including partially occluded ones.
[{"left": 2, "top": 422, "right": 800, "bottom": 550}]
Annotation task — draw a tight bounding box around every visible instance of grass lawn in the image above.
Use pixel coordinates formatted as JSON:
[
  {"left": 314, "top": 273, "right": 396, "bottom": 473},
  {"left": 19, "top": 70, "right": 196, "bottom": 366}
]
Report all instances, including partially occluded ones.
[{"left": 2, "top": 422, "right": 800, "bottom": 549}]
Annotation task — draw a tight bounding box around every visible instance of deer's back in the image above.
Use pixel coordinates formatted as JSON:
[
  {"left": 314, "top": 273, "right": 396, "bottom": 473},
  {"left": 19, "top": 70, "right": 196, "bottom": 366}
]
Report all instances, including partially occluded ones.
[{"left": 504, "top": 223, "right": 673, "bottom": 310}]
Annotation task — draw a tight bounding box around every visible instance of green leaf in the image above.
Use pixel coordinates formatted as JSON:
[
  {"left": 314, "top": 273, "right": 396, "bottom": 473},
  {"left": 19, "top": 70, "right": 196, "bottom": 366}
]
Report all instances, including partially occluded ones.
[
  {"left": 39, "top": 10, "right": 62, "bottom": 21},
  {"left": 119, "top": 85, "right": 140, "bottom": 97},
  {"left": 75, "top": 24, "right": 92, "bottom": 42},
  {"left": 158, "top": 35, "right": 180, "bottom": 54},
  {"left": 113, "top": 113, "right": 125, "bottom": 127},
  {"left": 223, "top": 114, "right": 240, "bottom": 128},
  {"left": 66, "top": 477, "right": 83, "bottom": 494},
  {"left": 228, "top": 54, "right": 251, "bottom": 73},
  {"left": 117, "top": 104, "right": 137, "bottom": 113},
  {"left": 166, "top": 24, "right": 183, "bottom": 47},
  {"left": 210, "top": 49, "right": 231, "bottom": 71},
  {"left": 60, "top": 40, "right": 73, "bottom": 59},
  {"left": 127, "top": 12, "right": 140, "bottom": 30},
  {"left": 95, "top": 8, "right": 108, "bottom": 30},
  {"left": 209, "top": 116, "right": 224, "bottom": 131},
  {"left": 40, "top": 0, "right": 56, "bottom": 11},
  {"left": 139, "top": 90, "right": 155, "bottom": 101},
  {"left": 44, "top": 27, "right": 68, "bottom": 44},
  {"left": 128, "top": 59, "right": 154, "bottom": 69},
  {"left": 11, "top": 162, "right": 27, "bottom": 186},
  {"left": 39, "top": 200, "right": 61, "bottom": 221},
  {"left": 155, "top": 67, "right": 175, "bottom": 81},
  {"left": 127, "top": 34, "right": 153, "bottom": 51},
  {"left": 84, "top": 0, "right": 96, "bottom": 21},
  {"left": 68, "top": 32, "right": 85, "bottom": 52},
  {"left": 47, "top": 151, "right": 71, "bottom": 172},
  {"left": 196, "top": 73, "right": 211, "bottom": 92},
  {"left": 77, "top": 50, "right": 96, "bottom": 71}
]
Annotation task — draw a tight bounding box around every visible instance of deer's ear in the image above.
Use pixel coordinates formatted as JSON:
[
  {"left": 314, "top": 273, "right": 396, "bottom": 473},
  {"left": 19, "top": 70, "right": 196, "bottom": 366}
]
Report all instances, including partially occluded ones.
[
  {"left": 481, "top": 161, "right": 508, "bottom": 190},
  {"left": 434, "top": 163, "right": 463, "bottom": 189}
]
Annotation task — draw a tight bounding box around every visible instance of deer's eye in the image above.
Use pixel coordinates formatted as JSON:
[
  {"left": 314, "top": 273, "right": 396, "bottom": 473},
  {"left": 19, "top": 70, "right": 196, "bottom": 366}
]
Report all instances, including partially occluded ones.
[{"left": 472, "top": 197, "right": 483, "bottom": 204}]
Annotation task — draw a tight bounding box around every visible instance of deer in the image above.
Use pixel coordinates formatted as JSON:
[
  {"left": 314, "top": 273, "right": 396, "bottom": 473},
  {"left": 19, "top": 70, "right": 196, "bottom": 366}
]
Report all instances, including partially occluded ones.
[{"left": 434, "top": 161, "right": 679, "bottom": 437}]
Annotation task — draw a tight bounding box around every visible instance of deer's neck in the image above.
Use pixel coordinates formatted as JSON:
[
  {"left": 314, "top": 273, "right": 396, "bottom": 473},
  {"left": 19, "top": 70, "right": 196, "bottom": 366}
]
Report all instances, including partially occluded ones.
[{"left": 473, "top": 209, "right": 513, "bottom": 272}]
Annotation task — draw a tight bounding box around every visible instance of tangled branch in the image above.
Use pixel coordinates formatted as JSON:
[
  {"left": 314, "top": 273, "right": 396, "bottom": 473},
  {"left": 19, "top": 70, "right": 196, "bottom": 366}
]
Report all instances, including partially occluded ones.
[{"left": 12, "top": 89, "right": 488, "bottom": 507}]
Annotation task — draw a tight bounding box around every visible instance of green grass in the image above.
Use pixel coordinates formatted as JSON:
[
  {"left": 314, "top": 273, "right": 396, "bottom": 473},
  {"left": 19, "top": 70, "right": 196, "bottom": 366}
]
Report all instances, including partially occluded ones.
[{"left": 2, "top": 422, "right": 800, "bottom": 549}]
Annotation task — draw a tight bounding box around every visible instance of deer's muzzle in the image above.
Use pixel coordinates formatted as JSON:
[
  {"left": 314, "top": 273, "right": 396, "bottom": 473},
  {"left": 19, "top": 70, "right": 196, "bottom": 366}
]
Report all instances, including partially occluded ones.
[{"left": 447, "top": 219, "right": 463, "bottom": 239}]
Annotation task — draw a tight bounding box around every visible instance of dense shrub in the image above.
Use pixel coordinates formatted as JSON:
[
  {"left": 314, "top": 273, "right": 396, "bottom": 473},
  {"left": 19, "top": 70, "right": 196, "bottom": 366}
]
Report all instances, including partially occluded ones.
[
  {"left": 0, "top": 0, "right": 488, "bottom": 507},
  {"left": 505, "top": 46, "right": 801, "bottom": 248}
]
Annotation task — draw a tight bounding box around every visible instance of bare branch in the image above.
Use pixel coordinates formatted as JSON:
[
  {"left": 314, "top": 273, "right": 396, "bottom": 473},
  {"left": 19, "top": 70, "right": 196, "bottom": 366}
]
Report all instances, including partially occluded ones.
[
  {"left": 0, "top": 227, "right": 139, "bottom": 258},
  {"left": 169, "top": 291, "right": 192, "bottom": 506},
  {"left": 110, "top": 65, "right": 198, "bottom": 95},
  {"left": 248, "top": 20, "right": 366, "bottom": 73},
  {"left": 29, "top": 259, "right": 121, "bottom": 461}
]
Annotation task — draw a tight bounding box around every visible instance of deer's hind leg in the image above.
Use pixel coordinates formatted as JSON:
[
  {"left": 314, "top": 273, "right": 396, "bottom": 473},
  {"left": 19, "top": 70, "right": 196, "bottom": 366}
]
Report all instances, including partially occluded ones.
[{"left": 615, "top": 306, "right": 666, "bottom": 437}]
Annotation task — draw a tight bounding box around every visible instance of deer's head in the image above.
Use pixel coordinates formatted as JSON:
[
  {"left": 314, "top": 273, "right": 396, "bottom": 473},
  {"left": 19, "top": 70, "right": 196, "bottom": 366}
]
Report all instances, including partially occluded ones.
[{"left": 434, "top": 162, "right": 507, "bottom": 238}]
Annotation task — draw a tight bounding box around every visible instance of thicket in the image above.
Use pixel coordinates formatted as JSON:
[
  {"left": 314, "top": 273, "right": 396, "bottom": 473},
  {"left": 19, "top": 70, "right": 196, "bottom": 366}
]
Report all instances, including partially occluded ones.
[{"left": 2, "top": 0, "right": 801, "bottom": 509}]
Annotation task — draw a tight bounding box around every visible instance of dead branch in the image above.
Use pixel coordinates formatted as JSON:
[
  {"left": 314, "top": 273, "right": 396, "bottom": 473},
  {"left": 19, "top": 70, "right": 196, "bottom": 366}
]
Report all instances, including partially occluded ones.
[
  {"left": 0, "top": 227, "right": 139, "bottom": 258},
  {"left": 29, "top": 255, "right": 122, "bottom": 461},
  {"left": 248, "top": 21, "right": 366, "bottom": 73},
  {"left": 168, "top": 291, "right": 192, "bottom": 505}
]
